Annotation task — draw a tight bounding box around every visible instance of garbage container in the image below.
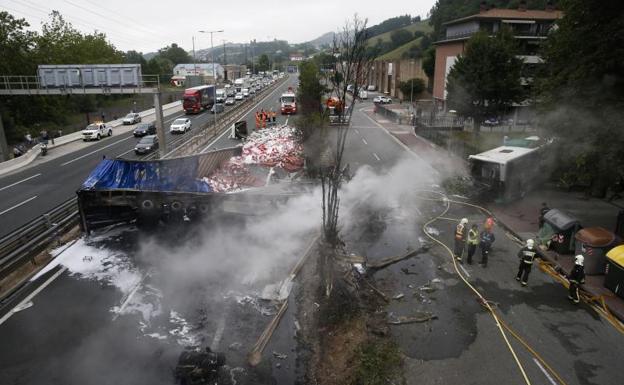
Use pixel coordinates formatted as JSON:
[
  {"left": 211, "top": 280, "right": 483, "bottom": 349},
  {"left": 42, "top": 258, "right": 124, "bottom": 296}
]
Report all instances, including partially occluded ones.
[
  {"left": 605, "top": 245, "right": 624, "bottom": 299},
  {"left": 543, "top": 209, "right": 581, "bottom": 255},
  {"left": 575, "top": 227, "right": 622, "bottom": 275}
]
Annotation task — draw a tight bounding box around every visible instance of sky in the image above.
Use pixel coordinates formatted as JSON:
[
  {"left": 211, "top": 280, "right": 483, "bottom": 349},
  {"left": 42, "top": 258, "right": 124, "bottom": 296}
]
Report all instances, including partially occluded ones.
[{"left": 1, "top": 0, "right": 436, "bottom": 53}]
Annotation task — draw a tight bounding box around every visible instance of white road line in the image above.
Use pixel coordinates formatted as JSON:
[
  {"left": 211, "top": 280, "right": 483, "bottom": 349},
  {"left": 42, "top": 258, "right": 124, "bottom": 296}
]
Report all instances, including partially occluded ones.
[
  {"left": 354, "top": 129, "right": 360, "bottom": 134},
  {"left": 459, "top": 264, "right": 471, "bottom": 277},
  {"left": 372, "top": 153, "right": 381, "bottom": 161},
  {"left": 362, "top": 138, "right": 368, "bottom": 145},
  {"left": 61, "top": 136, "right": 133, "bottom": 166},
  {"left": 0, "top": 195, "right": 38, "bottom": 216},
  {"left": 533, "top": 358, "right": 558, "bottom": 385},
  {"left": 0, "top": 266, "right": 67, "bottom": 326},
  {"left": 164, "top": 113, "right": 184, "bottom": 124},
  {"left": 200, "top": 82, "right": 289, "bottom": 154},
  {"left": 0, "top": 173, "right": 41, "bottom": 192},
  {"left": 210, "top": 311, "right": 227, "bottom": 351}
]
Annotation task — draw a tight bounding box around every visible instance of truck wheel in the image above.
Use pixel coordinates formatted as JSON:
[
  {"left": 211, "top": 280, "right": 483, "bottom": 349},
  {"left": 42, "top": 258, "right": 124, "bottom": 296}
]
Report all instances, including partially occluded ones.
[{"left": 170, "top": 201, "right": 183, "bottom": 212}]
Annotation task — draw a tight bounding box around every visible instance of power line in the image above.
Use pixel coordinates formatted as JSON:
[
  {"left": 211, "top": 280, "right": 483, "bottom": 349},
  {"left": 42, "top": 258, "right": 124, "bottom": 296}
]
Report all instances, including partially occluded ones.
[
  {"left": 80, "top": 0, "right": 160, "bottom": 36},
  {"left": 63, "top": 0, "right": 157, "bottom": 37}
]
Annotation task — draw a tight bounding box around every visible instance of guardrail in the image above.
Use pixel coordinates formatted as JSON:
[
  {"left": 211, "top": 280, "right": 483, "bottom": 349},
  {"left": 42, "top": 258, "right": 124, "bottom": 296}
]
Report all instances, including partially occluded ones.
[
  {"left": 144, "top": 76, "right": 288, "bottom": 160},
  {"left": 0, "top": 198, "right": 79, "bottom": 283}
]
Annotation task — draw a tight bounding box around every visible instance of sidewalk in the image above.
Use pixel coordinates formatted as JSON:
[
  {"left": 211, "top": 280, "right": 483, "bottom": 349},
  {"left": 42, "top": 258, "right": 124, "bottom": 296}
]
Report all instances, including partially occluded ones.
[
  {"left": 0, "top": 101, "right": 182, "bottom": 177},
  {"left": 365, "top": 106, "right": 624, "bottom": 323}
]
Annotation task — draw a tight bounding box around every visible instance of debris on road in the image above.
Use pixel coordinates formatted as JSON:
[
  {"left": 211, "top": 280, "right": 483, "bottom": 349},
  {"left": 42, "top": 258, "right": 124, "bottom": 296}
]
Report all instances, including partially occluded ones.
[
  {"left": 368, "top": 245, "right": 429, "bottom": 271},
  {"left": 228, "top": 342, "right": 242, "bottom": 351},
  {"left": 393, "top": 293, "right": 405, "bottom": 300},
  {"left": 400, "top": 267, "right": 418, "bottom": 275},
  {"left": 425, "top": 226, "right": 441, "bottom": 236},
  {"left": 353, "top": 263, "right": 366, "bottom": 275},
  {"left": 388, "top": 312, "right": 438, "bottom": 325},
  {"left": 363, "top": 279, "right": 389, "bottom": 302},
  {"left": 272, "top": 351, "right": 288, "bottom": 359}
]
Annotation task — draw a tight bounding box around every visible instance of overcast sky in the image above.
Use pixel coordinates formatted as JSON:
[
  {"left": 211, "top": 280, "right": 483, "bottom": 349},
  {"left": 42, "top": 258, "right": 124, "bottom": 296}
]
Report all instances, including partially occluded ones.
[{"left": 2, "top": 0, "right": 436, "bottom": 53}]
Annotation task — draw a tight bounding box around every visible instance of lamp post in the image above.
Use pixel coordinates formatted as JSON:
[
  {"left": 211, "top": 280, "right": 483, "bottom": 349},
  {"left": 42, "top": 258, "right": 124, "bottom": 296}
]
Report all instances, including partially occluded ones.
[
  {"left": 410, "top": 60, "right": 415, "bottom": 108},
  {"left": 199, "top": 29, "right": 224, "bottom": 133}
]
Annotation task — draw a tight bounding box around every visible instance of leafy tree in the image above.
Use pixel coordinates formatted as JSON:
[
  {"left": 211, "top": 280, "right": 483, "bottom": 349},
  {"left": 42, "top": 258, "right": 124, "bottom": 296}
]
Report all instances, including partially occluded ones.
[
  {"left": 297, "top": 60, "right": 324, "bottom": 116},
  {"left": 446, "top": 29, "right": 524, "bottom": 128},
  {"left": 124, "top": 50, "right": 147, "bottom": 72},
  {"left": 538, "top": 0, "right": 624, "bottom": 196},
  {"left": 399, "top": 78, "right": 426, "bottom": 101},
  {"left": 422, "top": 47, "right": 435, "bottom": 79},
  {"left": 390, "top": 29, "right": 413, "bottom": 49},
  {"left": 0, "top": 11, "right": 36, "bottom": 74},
  {"left": 158, "top": 43, "right": 190, "bottom": 65},
  {"left": 366, "top": 15, "right": 412, "bottom": 38},
  {"left": 256, "top": 54, "right": 270, "bottom": 72}
]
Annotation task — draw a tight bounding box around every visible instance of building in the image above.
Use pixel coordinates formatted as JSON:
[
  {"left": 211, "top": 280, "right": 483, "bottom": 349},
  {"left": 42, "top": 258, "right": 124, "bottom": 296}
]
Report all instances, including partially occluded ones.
[
  {"left": 172, "top": 63, "right": 224, "bottom": 81},
  {"left": 368, "top": 58, "right": 429, "bottom": 101},
  {"left": 223, "top": 64, "right": 247, "bottom": 82},
  {"left": 289, "top": 52, "right": 304, "bottom": 61},
  {"left": 432, "top": 2, "right": 562, "bottom": 108}
]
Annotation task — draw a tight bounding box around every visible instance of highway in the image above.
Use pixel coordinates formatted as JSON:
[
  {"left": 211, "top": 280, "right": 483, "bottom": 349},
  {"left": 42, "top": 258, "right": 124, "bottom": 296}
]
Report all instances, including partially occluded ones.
[{"left": 0, "top": 76, "right": 296, "bottom": 238}]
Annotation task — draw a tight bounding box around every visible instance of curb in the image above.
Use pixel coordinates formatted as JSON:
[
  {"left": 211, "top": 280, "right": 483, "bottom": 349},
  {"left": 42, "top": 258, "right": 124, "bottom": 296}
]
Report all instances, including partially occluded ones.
[{"left": 0, "top": 101, "right": 182, "bottom": 177}]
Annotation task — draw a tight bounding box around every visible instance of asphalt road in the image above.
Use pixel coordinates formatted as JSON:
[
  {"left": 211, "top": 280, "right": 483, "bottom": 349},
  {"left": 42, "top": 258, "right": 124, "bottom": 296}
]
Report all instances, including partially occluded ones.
[
  {"left": 3, "top": 90, "right": 619, "bottom": 385},
  {"left": 0, "top": 76, "right": 295, "bottom": 239}
]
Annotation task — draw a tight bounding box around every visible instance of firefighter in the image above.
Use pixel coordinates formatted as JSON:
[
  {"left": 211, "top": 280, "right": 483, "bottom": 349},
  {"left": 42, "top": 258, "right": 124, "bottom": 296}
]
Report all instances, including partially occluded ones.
[
  {"left": 271, "top": 109, "right": 277, "bottom": 125},
  {"left": 516, "top": 239, "right": 538, "bottom": 286},
  {"left": 454, "top": 218, "right": 468, "bottom": 262},
  {"left": 255, "top": 111, "right": 261, "bottom": 129},
  {"left": 568, "top": 255, "right": 585, "bottom": 304},
  {"left": 261, "top": 109, "right": 267, "bottom": 128},
  {"left": 479, "top": 228, "right": 495, "bottom": 267},
  {"left": 466, "top": 224, "right": 479, "bottom": 264}
]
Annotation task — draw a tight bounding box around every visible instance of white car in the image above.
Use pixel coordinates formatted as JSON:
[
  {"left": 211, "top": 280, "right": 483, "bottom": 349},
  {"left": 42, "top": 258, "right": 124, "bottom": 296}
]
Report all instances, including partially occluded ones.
[
  {"left": 235, "top": 93, "right": 243, "bottom": 101},
  {"left": 242, "top": 88, "right": 250, "bottom": 97},
  {"left": 169, "top": 118, "right": 191, "bottom": 134},
  {"left": 122, "top": 112, "right": 141, "bottom": 125},
  {"left": 225, "top": 97, "right": 235, "bottom": 105},
  {"left": 82, "top": 122, "right": 112, "bottom": 141},
  {"left": 373, "top": 96, "right": 392, "bottom": 104}
]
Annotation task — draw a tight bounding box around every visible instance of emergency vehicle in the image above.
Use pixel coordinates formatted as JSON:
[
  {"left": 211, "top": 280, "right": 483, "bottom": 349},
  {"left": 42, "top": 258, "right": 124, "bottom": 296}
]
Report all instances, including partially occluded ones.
[
  {"left": 280, "top": 87, "right": 297, "bottom": 115},
  {"left": 82, "top": 122, "right": 112, "bottom": 141}
]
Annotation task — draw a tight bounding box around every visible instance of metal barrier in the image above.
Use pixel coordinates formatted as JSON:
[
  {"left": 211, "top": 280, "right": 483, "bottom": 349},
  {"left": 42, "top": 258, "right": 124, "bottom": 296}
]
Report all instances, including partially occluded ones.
[
  {"left": 0, "top": 198, "right": 79, "bottom": 282},
  {"left": 161, "top": 76, "right": 289, "bottom": 159}
]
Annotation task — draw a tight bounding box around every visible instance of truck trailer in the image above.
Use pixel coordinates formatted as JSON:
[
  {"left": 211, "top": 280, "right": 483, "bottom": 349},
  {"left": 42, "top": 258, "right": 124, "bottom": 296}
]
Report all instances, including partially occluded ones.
[{"left": 183, "top": 85, "right": 215, "bottom": 114}]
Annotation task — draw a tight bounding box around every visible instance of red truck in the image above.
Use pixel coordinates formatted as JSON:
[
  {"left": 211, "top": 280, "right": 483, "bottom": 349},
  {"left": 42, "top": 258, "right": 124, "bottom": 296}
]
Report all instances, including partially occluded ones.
[{"left": 183, "top": 85, "right": 215, "bottom": 114}]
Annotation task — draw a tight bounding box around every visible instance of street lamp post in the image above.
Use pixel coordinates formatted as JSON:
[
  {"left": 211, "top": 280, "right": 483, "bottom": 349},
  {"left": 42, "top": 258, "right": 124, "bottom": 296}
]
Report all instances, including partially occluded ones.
[
  {"left": 199, "top": 29, "right": 224, "bottom": 133},
  {"left": 410, "top": 60, "right": 415, "bottom": 108}
]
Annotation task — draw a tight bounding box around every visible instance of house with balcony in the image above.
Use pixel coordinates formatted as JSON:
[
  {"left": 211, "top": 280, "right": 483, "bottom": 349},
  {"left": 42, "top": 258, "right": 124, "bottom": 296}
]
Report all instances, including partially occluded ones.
[{"left": 432, "top": 2, "right": 562, "bottom": 111}]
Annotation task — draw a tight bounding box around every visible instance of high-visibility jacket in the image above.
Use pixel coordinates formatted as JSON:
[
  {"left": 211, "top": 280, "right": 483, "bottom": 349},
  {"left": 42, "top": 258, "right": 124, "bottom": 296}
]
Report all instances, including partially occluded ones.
[
  {"left": 467, "top": 228, "right": 479, "bottom": 245},
  {"left": 517, "top": 246, "right": 537, "bottom": 264},
  {"left": 455, "top": 223, "right": 466, "bottom": 241}
]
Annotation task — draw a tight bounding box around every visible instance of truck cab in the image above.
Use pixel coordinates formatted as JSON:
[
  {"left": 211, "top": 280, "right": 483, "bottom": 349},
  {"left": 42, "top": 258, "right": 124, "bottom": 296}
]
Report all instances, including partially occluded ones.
[
  {"left": 82, "top": 122, "right": 111, "bottom": 141},
  {"left": 280, "top": 88, "right": 297, "bottom": 115}
]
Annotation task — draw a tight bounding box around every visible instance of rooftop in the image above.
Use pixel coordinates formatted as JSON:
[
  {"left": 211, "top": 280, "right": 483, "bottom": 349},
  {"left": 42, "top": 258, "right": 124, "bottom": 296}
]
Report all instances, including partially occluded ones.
[
  {"left": 468, "top": 145, "right": 538, "bottom": 165},
  {"left": 444, "top": 8, "right": 563, "bottom": 26}
]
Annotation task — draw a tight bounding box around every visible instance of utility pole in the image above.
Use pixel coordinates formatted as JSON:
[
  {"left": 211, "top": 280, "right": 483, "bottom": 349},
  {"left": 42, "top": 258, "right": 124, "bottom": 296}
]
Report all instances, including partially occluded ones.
[
  {"left": 192, "top": 36, "right": 197, "bottom": 74},
  {"left": 410, "top": 60, "right": 415, "bottom": 107},
  {"left": 222, "top": 40, "right": 228, "bottom": 82},
  {"left": 199, "top": 29, "right": 224, "bottom": 134},
  {"left": 251, "top": 39, "right": 255, "bottom": 74},
  {"left": 0, "top": 105, "right": 9, "bottom": 161}
]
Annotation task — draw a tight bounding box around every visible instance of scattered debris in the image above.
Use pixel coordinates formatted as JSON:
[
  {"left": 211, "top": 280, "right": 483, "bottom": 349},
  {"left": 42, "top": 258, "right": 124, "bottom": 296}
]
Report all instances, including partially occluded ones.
[
  {"left": 363, "top": 279, "right": 389, "bottom": 302},
  {"left": 388, "top": 312, "right": 438, "bottom": 325},
  {"left": 425, "top": 226, "right": 440, "bottom": 236},
  {"left": 294, "top": 320, "right": 301, "bottom": 332},
  {"left": 272, "top": 351, "right": 287, "bottom": 359},
  {"left": 353, "top": 263, "right": 366, "bottom": 275},
  {"left": 419, "top": 284, "right": 436, "bottom": 293},
  {"left": 228, "top": 342, "right": 242, "bottom": 351},
  {"left": 431, "top": 278, "right": 442, "bottom": 284},
  {"left": 368, "top": 246, "right": 429, "bottom": 271},
  {"left": 260, "top": 278, "right": 293, "bottom": 301},
  {"left": 82, "top": 255, "right": 93, "bottom": 262},
  {"left": 393, "top": 293, "right": 405, "bottom": 300},
  {"left": 400, "top": 267, "right": 418, "bottom": 275},
  {"left": 276, "top": 362, "right": 282, "bottom": 368}
]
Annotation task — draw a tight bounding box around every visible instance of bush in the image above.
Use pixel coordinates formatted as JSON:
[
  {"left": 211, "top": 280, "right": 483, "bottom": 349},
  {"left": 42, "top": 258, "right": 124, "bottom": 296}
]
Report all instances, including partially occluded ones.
[{"left": 353, "top": 340, "right": 402, "bottom": 385}]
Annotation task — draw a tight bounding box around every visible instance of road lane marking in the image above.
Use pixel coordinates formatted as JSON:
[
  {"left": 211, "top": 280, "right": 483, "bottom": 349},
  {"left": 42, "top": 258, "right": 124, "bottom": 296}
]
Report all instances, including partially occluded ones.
[
  {"left": 533, "top": 358, "right": 558, "bottom": 385},
  {"left": 362, "top": 138, "right": 368, "bottom": 145},
  {"left": 0, "top": 173, "right": 41, "bottom": 192},
  {"left": 210, "top": 310, "right": 227, "bottom": 351},
  {"left": 0, "top": 266, "right": 67, "bottom": 326},
  {"left": 117, "top": 148, "right": 135, "bottom": 157},
  {"left": 0, "top": 195, "right": 37, "bottom": 216},
  {"left": 459, "top": 264, "right": 471, "bottom": 277},
  {"left": 200, "top": 82, "right": 290, "bottom": 154},
  {"left": 61, "top": 136, "right": 133, "bottom": 166},
  {"left": 354, "top": 129, "right": 360, "bottom": 134},
  {"left": 372, "top": 153, "right": 381, "bottom": 161}
]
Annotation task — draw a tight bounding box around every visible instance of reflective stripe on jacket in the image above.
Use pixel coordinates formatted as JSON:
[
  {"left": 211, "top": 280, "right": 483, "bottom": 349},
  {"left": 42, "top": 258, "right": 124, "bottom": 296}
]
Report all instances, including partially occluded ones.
[
  {"left": 518, "top": 246, "right": 537, "bottom": 264},
  {"left": 467, "top": 229, "right": 479, "bottom": 245}
]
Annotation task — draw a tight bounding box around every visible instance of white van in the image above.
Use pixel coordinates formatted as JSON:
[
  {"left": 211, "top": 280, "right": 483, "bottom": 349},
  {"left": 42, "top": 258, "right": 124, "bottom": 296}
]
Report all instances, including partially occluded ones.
[{"left": 359, "top": 89, "right": 368, "bottom": 99}]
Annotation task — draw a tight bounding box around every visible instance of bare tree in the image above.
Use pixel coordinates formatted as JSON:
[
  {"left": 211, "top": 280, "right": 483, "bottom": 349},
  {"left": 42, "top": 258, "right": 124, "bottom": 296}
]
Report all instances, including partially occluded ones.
[{"left": 320, "top": 15, "right": 374, "bottom": 250}]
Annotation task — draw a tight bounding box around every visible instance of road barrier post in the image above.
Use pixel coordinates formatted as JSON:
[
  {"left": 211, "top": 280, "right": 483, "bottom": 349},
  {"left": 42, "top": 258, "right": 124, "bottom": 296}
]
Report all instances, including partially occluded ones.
[{"left": 154, "top": 92, "right": 167, "bottom": 158}]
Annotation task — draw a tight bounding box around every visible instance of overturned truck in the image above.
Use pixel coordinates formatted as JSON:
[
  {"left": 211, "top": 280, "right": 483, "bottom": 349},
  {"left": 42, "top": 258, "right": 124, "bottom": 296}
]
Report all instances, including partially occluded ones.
[{"left": 77, "top": 126, "right": 306, "bottom": 232}]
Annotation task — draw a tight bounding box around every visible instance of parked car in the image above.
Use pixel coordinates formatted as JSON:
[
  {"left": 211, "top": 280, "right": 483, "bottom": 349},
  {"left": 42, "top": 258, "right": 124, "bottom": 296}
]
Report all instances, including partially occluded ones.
[
  {"left": 133, "top": 122, "right": 156, "bottom": 137},
  {"left": 122, "top": 112, "right": 141, "bottom": 125},
  {"left": 359, "top": 90, "right": 368, "bottom": 99},
  {"left": 373, "top": 96, "right": 383, "bottom": 104},
  {"left": 378, "top": 96, "right": 392, "bottom": 104},
  {"left": 347, "top": 84, "right": 354, "bottom": 93},
  {"left": 483, "top": 117, "right": 500, "bottom": 126},
  {"left": 367, "top": 85, "right": 376, "bottom": 91},
  {"left": 134, "top": 135, "right": 159, "bottom": 155},
  {"left": 170, "top": 118, "right": 191, "bottom": 134},
  {"left": 211, "top": 103, "right": 225, "bottom": 114},
  {"left": 225, "top": 97, "right": 235, "bottom": 105},
  {"left": 235, "top": 93, "right": 244, "bottom": 100}
]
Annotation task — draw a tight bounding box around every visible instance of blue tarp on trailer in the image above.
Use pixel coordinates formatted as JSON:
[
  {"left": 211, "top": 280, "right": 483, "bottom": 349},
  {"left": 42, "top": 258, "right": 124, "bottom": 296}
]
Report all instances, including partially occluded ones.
[{"left": 81, "top": 158, "right": 213, "bottom": 193}]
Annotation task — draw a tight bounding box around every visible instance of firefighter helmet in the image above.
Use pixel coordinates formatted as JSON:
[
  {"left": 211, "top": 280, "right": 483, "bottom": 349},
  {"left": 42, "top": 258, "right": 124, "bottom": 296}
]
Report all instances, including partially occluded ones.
[
  {"left": 460, "top": 218, "right": 468, "bottom": 225},
  {"left": 526, "top": 239, "right": 534, "bottom": 249},
  {"left": 575, "top": 255, "right": 584, "bottom": 266}
]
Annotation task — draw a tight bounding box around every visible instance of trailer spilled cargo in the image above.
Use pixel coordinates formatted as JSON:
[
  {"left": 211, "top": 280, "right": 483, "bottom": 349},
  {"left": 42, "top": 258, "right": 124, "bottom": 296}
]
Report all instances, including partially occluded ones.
[{"left": 77, "top": 126, "right": 306, "bottom": 233}]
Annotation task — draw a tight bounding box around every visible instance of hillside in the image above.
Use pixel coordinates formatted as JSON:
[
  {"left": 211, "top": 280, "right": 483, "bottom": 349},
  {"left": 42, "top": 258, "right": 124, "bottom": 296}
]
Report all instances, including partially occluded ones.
[
  {"left": 307, "top": 31, "right": 337, "bottom": 48},
  {"left": 366, "top": 20, "right": 431, "bottom": 46},
  {"left": 377, "top": 37, "right": 424, "bottom": 60}
]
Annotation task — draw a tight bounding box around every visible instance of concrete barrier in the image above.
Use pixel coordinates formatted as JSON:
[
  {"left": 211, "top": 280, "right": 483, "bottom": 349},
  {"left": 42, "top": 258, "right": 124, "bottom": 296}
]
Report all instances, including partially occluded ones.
[{"left": 0, "top": 101, "right": 182, "bottom": 177}]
